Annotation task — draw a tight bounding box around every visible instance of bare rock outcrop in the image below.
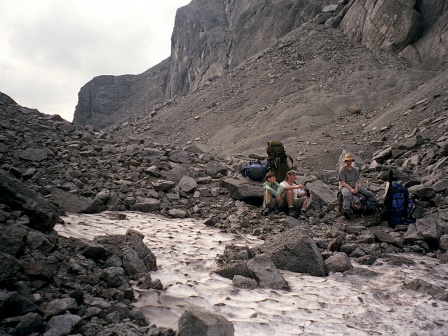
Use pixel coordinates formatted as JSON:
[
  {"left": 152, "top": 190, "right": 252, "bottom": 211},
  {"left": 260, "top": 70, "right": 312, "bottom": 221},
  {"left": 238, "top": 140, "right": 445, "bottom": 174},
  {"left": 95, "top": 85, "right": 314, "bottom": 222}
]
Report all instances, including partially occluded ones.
[
  {"left": 338, "top": 0, "right": 448, "bottom": 67},
  {"left": 166, "top": 0, "right": 325, "bottom": 97},
  {"left": 73, "top": 59, "right": 169, "bottom": 129}
]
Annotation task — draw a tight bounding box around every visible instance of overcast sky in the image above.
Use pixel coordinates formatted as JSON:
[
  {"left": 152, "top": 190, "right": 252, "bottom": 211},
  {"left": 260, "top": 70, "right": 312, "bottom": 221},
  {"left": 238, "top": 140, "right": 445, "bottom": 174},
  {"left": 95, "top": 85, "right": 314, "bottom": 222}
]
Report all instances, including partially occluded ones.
[{"left": 0, "top": 0, "right": 191, "bottom": 122}]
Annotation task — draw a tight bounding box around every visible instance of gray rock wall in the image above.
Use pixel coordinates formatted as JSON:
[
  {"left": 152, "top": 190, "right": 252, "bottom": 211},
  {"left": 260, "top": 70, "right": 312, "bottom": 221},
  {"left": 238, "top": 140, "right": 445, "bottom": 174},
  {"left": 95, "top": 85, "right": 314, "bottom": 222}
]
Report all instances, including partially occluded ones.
[
  {"left": 339, "top": 0, "right": 448, "bottom": 67},
  {"left": 73, "top": 59, "right": 169, "bottom": 129},
  {"left": 166, "top": 0, "right": 325, "bottom": 97}
]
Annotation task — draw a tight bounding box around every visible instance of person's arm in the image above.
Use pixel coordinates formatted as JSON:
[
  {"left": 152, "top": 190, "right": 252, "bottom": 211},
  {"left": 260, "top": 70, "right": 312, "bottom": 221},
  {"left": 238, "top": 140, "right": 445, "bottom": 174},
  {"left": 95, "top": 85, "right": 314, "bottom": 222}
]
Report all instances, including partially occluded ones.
[
  {"left": 341, "top": 181, "right": 357, "bottom": 194},
  {"left": 281, "top": 183, "right": 304, "bottom": 190},
  {"left": 264, "top": 183, "right": 279, "bottom": 197}
]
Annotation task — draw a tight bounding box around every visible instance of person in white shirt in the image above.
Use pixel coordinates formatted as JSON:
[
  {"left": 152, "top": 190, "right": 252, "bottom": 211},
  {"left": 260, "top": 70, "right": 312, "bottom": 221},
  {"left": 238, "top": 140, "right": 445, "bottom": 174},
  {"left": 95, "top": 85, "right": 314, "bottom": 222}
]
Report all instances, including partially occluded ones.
[{"left": 280, "top": 170, "right": 311, "bottom": 218}]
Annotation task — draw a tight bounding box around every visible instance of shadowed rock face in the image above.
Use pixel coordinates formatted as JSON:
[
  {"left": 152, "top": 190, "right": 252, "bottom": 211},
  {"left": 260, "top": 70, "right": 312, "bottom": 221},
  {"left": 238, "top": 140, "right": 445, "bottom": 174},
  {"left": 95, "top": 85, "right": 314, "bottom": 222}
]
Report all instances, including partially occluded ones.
[{"left": 73, "top": 59, "right": 170, "bottom": 129}]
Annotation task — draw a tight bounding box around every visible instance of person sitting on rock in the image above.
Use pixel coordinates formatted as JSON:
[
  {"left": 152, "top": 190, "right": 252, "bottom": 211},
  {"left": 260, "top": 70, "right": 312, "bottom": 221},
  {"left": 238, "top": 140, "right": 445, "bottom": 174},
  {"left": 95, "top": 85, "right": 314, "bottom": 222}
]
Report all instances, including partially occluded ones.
[
  {"left": 280, "top": 170, "right": 311, "bottom": 218},
  {"left": 339, "top": 152, "right": 374, "bottom": 219},
  {"left": 262, "top": 172, "right": 284, "bottom": 215}
]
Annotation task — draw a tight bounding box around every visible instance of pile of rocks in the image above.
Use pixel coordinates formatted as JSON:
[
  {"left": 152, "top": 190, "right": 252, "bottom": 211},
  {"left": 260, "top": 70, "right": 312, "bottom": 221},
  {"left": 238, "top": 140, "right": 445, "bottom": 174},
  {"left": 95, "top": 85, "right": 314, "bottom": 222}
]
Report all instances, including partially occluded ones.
[{"left": 1, "top": 95, "right": 448, "bottom": 334}]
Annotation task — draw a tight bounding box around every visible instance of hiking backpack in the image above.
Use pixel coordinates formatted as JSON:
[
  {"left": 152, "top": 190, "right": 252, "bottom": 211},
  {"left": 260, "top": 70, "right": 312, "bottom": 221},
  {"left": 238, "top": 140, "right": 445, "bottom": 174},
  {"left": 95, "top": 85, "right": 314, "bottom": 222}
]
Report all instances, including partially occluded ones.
[
  {"left": 266, "top": 141, "right": 293, "bottom": 182},
  {"left": 240, "top": 160, "right": 269, "bottom": 182},
  {"left": 382, "top": 182, "right": 416, "bottom": 227},
  {"left": 337, "top": 191, "right": 379, "bottom": 216},
  {"left": 351, "top": 193, "right": 380, "bottom": 215}
]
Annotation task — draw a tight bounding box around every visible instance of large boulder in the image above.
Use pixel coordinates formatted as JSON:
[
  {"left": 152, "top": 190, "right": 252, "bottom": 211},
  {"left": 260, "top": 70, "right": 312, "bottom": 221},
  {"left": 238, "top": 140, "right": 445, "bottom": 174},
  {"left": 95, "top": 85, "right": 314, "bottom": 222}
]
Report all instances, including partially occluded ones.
[
  {"left": 339, "top": 0, "right": 448, "bottom": 67},
  {"left": 340, "top": 0, "right": 422, "bottom": 53},
  {"left": 246, "top": 253, "right": 289, "bottom": 290},
  {"left": 0, "top": 170, "right": 60, "bottom": 231},
  {"left": 261, "top": 227, "right": 328, "bottom": 277},
  {"left": 220, "top": 178, "right": 263, "bottom": 204},
  {"left": 178, "top": 309, "right": 234, "bottom": 336}
]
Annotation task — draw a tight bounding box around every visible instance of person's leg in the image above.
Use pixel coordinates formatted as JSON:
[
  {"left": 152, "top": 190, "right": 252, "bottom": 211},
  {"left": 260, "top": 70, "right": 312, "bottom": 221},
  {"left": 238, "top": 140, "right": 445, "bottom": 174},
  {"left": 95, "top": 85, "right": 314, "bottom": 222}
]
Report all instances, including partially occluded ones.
[
  {"left": 357, "top": 186, "right": 372, "bottom": 198},
  {"left": 265, "top": 189, "right": 273, "bottom": 207},
  {"left": 341, "top": 187, "right": 353, "bottom": 218},
  {"left": 285, "top": 190, "right": 295, "bottom": 214},
  {"left": 285, "top": 190, "right": 295, "bottom": 206},
  {"left": 263, "top": 190, "right": 275, "bottom": 215},
  {"left": 298, "top": 196, "right": 310, "bottom": 211},
  {"left": 273, "top": 194, "right": 283, "bottom": 213}
]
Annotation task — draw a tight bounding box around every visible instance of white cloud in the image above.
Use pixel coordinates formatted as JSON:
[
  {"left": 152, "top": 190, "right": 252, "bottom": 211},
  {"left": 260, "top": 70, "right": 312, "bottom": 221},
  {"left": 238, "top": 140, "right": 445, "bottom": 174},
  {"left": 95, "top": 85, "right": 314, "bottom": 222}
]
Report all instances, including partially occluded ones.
[{"left": 0, "top": 0, "right": 190, "bottom": 121}]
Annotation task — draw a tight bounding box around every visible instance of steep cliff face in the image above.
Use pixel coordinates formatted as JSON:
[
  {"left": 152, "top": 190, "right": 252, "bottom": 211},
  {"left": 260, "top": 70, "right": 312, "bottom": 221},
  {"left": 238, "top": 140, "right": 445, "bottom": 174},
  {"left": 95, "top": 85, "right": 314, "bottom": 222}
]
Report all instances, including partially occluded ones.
[
  {"left": 73, "top": 0, "right": 447, "bottom": 129},
  {"left": 166, "top": 0, "right": 326, "bottom": 97},
  {"left": 225, "top": 0, "right": 324, "bottom": 68},
  {"left": 338, "top": 0, "right": 447, "bottom": 67},
  {"left": 166, "top": 0, "right": 230, "bottom": 98},
  {"left": 73, "top": 59, "right": 169, "bottom": 129}
]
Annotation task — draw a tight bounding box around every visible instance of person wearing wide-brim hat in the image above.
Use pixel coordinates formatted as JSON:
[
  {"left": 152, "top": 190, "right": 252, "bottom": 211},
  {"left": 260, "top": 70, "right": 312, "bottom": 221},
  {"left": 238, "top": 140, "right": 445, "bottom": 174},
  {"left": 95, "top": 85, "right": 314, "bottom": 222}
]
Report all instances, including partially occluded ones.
[{"left": 338, "top": 152, "right": 373, "bottom": 219}]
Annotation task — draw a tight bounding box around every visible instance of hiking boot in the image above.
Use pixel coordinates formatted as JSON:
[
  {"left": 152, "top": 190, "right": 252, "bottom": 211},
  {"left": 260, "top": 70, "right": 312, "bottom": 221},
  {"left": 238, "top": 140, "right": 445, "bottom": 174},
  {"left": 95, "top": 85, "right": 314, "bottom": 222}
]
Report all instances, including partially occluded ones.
[
  {"left": 274, "top": 203, "right": 280, "bottom": 214},
  {"left": 263, "top": 207, "right": 273, "bottom": 216},
  {"left": 289, "top": 209, "right": 301, "bottom": 219},
  {"left": 342, "top": 209, "right": 351, "bottom": 219}
]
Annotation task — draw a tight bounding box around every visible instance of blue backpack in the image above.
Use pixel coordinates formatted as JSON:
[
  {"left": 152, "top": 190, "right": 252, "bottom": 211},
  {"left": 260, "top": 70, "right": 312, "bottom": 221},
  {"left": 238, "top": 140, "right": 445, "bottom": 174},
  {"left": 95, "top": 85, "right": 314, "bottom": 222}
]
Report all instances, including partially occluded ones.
[
  {"left": 240, "top": 160, "right": 269, "bottom": 182},
  {"left": 382, "top": 183, "right": 416, "bottom": 227}
]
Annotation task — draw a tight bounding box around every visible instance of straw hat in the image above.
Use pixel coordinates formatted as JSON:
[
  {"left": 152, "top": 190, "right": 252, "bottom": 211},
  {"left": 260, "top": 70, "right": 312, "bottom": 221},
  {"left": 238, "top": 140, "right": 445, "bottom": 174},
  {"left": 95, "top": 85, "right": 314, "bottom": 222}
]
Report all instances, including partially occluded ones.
[{"left": 343, "top": 153, "right": 355, "bottom": 162}]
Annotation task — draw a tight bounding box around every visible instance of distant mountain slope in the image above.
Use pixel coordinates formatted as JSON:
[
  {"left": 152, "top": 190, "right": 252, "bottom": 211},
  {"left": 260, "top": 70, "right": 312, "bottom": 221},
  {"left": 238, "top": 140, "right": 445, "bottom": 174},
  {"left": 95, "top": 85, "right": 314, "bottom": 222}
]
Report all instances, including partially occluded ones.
[
  {"left": 110, "top": 22, "right": 448, "bottom": 171},
  {"left": 72, "top": 0, "right": 448, "bottom": 171}
]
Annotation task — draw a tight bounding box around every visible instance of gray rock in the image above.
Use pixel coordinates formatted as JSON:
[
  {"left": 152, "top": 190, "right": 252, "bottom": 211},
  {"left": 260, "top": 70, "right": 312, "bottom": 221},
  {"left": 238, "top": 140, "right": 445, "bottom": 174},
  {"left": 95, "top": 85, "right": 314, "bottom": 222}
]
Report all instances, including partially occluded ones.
[
  {"left": 246, "top": 253, "right": 289, "bottom": 290},
  {"left": 0, "top": 170, "right": 60, "bottom": 231},
  {"left": 403, "top": 217, "right": 443, "bottom": 246},
  {"left": 440, "top": 235, "right": 448, "bottom": 251},
  {"left": 340, "top": 0, "right": 421, "bottom": 54},
  {"left": 178, "top": 175, "right": 197, "bottom": 193},
  {"left": 19, "top": 148, "right": 48, "bottom": 161},
  {"left": 23, "top": 260, "right": 53, "bottom": 281},
  {"left": 404, "top": 278, "right": 448, "bottom": 301},
  {"left": 373, "top": 231, "right": 399, "bottom": 246},
  {"left": 262, "top": 227, "right": 328, "bottom": 277},
  {"left": 26, "top": 229, "right": 56, "bottom": 254},
  {"left": 232, "top": 275, "right": 258, "bottom": 289},
  {"left": 0, "top": 253, "right": 23, "bottom": 287},
  {"left": 408, "top": 184, "right": 437, "bottom": 199},
  {"left": 125, "top": 229, "right": 157, "bottom": 271},
  {"left": 15, "top": 312, "right": 43, "bottom": 336},
  {"left": 50, "top": 187, "right": 97, "bottom": 214},
  {"left": 306, "top": 180, "right": 335, "bottom": 205},
  {"left": 214, "top": 260, "right": 253, "bottom": 280},
  {"left": 0, "top": 224, "right": 28, "bottom": 256},
  {"left": 44, "top": 298, "right": 78, "bottom": 319},
  {"left": 152, "top": 180, "right": 176, "bottom": 191},
  {"left": 325, "top": 252, "right": 353, "bottom": 273},
  {"left": 170, "top": 150, "right": 191, "bottom": 164},
  {"left": 78, "top": 239, "right": 106, "bottom": 260},
  {"left": 205, "top": 161, "right": 228, "bottom": 178},
  {"left": 220, "top": 178, "right": 262, "bottom": 202},
  {"left": 178, "top": 309, "right": 234, "bottom": 336},
  {"left": 0, "top": 292, "right": 39, "bottom": 319},
  {"left": 130, "top": 198, "right": 161, "bottom": 212},
  {"left": 167, "top": 208, "right": 188, "bottom": 218},
  {"left": 371, "top": 147, "right": 392, "bottom": 164},
  {"left": 45, "top": 314, "right": 82, "bottom": 336},
  {"left": 100, "top": 267, "right": 126, "bottom": 287}
]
